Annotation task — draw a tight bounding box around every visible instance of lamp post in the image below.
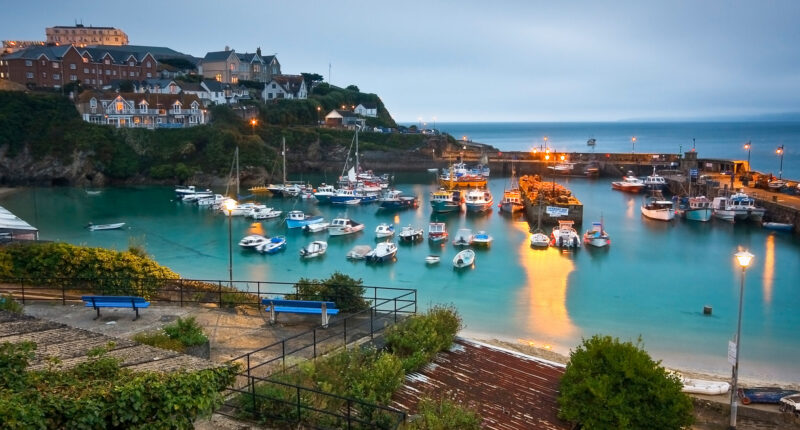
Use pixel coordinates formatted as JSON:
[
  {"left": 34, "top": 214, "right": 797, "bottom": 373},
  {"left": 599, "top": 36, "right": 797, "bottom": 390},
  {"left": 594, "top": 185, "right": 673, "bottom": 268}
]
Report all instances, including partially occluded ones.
[
  {"left": 776, "top": 145, "right": 784, "bottom": 180},
  {"left": 730, "top": 250, "right": 754, "bottom": 430},
  {"left": 224, "top": 199, "right": 236, "bottom": 286},
  {"left": 250, "top": 118, "right": 257, "bottom": 135},
  {"left": 744, "top": 142, "right": 751, "bottom": 174},
  {"left": 631, "top": 136, "right": 637, "bottom": 158},
  {"left": 316, "top": 106, "right": 321, "bottom": 126},
  {"left": 544, "top": 136, "right": 548, "bottom": 152}
]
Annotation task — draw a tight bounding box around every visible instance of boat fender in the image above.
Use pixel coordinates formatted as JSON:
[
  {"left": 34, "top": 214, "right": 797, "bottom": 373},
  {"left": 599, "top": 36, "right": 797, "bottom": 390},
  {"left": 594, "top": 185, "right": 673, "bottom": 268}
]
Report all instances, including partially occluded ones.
[{"left": 741, "top": 396, "right": 751, "bottom": 405}]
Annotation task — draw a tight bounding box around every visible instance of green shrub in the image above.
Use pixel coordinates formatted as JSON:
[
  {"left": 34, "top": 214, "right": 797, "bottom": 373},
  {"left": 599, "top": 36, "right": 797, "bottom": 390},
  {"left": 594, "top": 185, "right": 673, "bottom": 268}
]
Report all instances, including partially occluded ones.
[
  {"left": 407, "top": 396, "right": 482, "bottom": 430},
  {"left": 385, "top": 305, "right": 463, "bottom": 372},
  {"left": 558, "top": 335, "right": 694, "bottom": 429},
  {"left": 0, "top": 294, "right": 23, "bottom": 314},
  {"left": 132, "top": 331, "right": 185, "bottom": 352},
  {"left": 286, "top": 271, "right": 369, "bottom": 313},
  {"left": 163, "top": 317, "right": 208, "bottom": 347}
]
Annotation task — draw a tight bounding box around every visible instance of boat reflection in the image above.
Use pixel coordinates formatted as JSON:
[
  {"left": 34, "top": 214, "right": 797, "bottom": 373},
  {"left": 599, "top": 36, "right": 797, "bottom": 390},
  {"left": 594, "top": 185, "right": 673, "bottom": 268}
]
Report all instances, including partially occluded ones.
[{"left": 515, "top": 222, "right": 577, "bottom": 350}]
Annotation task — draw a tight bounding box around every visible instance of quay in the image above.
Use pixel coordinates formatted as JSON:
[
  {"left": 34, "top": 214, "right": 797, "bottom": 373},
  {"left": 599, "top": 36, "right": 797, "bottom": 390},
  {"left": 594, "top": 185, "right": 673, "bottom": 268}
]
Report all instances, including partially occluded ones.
[{"left": 519, "top": 174, "right": 584, "bottom": 226}]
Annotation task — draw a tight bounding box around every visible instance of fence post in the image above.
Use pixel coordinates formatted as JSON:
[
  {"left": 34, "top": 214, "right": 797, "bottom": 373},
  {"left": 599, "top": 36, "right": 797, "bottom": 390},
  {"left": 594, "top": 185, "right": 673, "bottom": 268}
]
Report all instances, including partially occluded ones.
[
  {"left": 179, "top": 279, "right": 183, "bottom": 307},
  {"left": 247, "top": 354, "right": 251, "bottom": 379},
  {"left": 373, "top": 287, "right": 377, "bottom": 309},
  {"left": 370, "top": 305, "right": 374, "bottom": 341},
  {"left": 394, "top": 297, "right": 397, "bottom": 323},
  {"left": 282, "top": 340, "right": 286, "bottom": 372},
  {"left": 250, "top": 376, "right": 257, "bottom": 418},
  {"left": 257, "top": 281, "right": 260, "bottom": 305},
  {"left": 414, "top": 289, "right": 417, "bottom": 314},
  {"left": 218, "top": 281, "right": 223, "bottom": 308}
]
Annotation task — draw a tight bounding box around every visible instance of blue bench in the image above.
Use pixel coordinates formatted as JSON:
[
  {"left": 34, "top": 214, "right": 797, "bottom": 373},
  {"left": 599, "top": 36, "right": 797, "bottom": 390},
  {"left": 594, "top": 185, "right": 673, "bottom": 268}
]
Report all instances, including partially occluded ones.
[
  {"left": 81, "top": 295, "right": 150, "bottom": 321},
  {"left": 262, "top": 298, "right": 339, "bottom": 327}
]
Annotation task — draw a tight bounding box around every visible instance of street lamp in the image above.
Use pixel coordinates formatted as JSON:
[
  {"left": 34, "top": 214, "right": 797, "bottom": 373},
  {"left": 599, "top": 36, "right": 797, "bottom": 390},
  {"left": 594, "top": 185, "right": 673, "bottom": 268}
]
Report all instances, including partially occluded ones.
[
  {"left": 224, "top": 199, "right": 236, "bottom": 285},
  {"left": 316, "top": 106, "right": 321, "bottom": 125},
  {"left": 730, "top": 250, "right": 754, "bottom": 430},
  {"left": 544, "top": 136, "right": 548, "bottom": 152},
  {"left": 776, "top": 145, "right": 784, "bottom": 180},
  {"left": 631, "top": 136, "right": 637, "bottom": 155},
  {"left": 743, "top": 142, "right": 751, "bottom": 174},
  {"left": 250, "top": 118, "right": 257, "bottom": 135}
]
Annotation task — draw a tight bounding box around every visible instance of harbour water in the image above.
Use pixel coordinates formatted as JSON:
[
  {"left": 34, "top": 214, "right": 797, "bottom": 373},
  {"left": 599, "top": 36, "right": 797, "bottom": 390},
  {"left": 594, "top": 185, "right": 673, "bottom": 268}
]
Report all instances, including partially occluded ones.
[{"left": 3, "top": 173, "right": 799, "bottom": 383}]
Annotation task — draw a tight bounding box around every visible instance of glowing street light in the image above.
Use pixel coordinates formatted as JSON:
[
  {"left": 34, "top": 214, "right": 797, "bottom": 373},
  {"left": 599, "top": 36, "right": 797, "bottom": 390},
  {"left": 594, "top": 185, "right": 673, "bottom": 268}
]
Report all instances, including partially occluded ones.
[
  {"left": 250, "top": 118, "right": 257, "bottom": 135},
  {"left": 744, "top": 142, "right": 751, "bottom": 174},
  {"left": 776, "top": 145, "right": 784, "bottom": 180},
  {"left": 631, "top": 136, "right": 637, "bottom": 154},
  {"left": 224, "top": 199, "right": 237, "bottom": 285},
  {"left": 729, "top": 250, "right": 754, "bottom": 430}
]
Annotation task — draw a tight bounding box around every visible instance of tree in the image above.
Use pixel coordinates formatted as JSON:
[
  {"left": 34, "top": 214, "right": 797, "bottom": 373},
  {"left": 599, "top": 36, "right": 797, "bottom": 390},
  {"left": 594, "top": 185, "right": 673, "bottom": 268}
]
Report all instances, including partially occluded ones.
[
  {"left": 346, "top": 85, "right": 360, "bottom": 92},
  {"left": 558, "top": 335, "right": 693, "bottom": 429},
  {"left": 301, "top": 72, "right": 324, "bottom": 91}
]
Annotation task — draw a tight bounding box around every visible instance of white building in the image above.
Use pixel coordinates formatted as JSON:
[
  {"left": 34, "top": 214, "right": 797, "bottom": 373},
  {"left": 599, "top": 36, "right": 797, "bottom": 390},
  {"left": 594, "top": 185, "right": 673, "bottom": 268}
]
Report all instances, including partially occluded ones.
[
  {"left": 354, "top": 102, "right": 378, "bottom": 117},
  {"left": 262, "top": 75, "right": 307, "bottom": 100}
]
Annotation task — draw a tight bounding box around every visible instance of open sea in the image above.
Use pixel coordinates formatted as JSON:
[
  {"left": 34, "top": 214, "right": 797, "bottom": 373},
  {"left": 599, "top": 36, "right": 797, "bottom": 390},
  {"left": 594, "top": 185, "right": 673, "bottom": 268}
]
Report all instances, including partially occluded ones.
[{"left": 2, "top": 122, "right": 799, "bottom": 383}]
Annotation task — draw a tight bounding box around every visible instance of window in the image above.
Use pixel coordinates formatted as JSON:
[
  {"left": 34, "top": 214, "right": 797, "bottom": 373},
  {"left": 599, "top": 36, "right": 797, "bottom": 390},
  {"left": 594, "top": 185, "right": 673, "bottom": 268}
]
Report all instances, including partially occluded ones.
[
  {"left": 70, "top": 64, "right": 76, "bottom": 70},
  {"left": 84, "top": 68, "right": 89, "bottom": 73},
  {"left": 229, "top": 63, "right": 235, "bottom": 71},
  {"left": 98, "top": 79, "right": 102, "bottom": 85},
  {"left": 172, "top": 102, "right": 181, "bottom": 113},
  {"left": 215, "top": 73, "right": 222, "bottom": 82},
  {"left": 129, "top": 61, "right": 134, "bottom": 66},
  {"left": 26, "top": 72, "right": 34, "bottom": 79},
  {"left": 104, "top": 59, "right": 110, "bottom": 65},
  {"left": 122, "top": 71, "right": 126, "bottom": 77},
  {"left": 42, "top": 72, "right": 47, "bottom": 78},
  {"left": 139, "top": 102, "right": 147, "bottom": 113},
  {"left": 70, "top": 74, "right": 77, "bottom": 81},
  {"left": 105, "top": 70, "right": 111, "bottom": 75},
  {"left": 52, "top": 62, "right": 59, "bottom": 68},
  {"left": 231, "top": 76, "right": 238, "bottom": 84},
  {"left": 271, "top": 83, "right": 276, "bottom": 88},
  {"left": 113, "top": 70, "right": 117, "bottom": 75},
  {"left": 116, "top": 101, "right": 123, "bottom": 112},
  {"left": 0, "top": 73, "right": 3, "bottom": 78},
  {"left": 146, "top": 61, "right": 151, "bottom": 68},
  {"left": 82, "top": 57, "right": 88, "bottom": 63},
  {"left": 191, "top": 103, "right": 198, "bottom": 112},
  {"left": 41, "top": 60, "right": 45, "bottom": 65},
  {"left": 146, "top": 72, "right": 152, "bottom": 78},
  {"left": 90, "top": 98, "right": 97, "bottom": 108},
  {"left": 267, "top": 93, "right": 273, "bottom": 99},
  {"left": 253, "top": 65, "right": 260, "bottom": 73},
  {"left": 190, "top": 116, "right": 197, "bottom": 124},
  {"left": 25, "top": 60, "right": 32, "bottom": 66}
]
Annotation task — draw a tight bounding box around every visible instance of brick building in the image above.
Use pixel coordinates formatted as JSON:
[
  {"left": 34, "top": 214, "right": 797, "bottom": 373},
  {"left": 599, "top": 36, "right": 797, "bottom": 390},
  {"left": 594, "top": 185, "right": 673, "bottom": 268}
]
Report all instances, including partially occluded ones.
[
  {"left": 0, "top": 44, "right": 157, "bottom": 89},
  {"left": 46, "top": 24, "right": 128, "bottom": 47}
]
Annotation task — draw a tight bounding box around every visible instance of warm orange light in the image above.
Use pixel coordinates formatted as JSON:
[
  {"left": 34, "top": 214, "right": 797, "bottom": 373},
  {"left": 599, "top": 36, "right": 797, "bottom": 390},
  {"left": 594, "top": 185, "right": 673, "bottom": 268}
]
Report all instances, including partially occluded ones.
[
  {"left": 560, "top": 155, "right": 566, "bottom": 161},
  {"left": 533, "top": 148, "right": 538, "bottom": 154},
  {"left": 462, "top": 136, "right": 467, "bottom": 141},
  {"left": 735, "top": 250, "right": 754, "bottom": 268},
  {"left": 776, "top": 148, "right": 783, "bottom": 154},
  {"left": 316, "top": 106, "right": 321, "bottom": 111},
  {"left": 224, "top": 199, "right": 237, "bottom": 212},
  {"left": 545, "top": 154, "right": 550, "bottom": 160},
  {"left": 744, "top": 143, "right": 750, "bottom": 150},
  {"left": 250, "top": 119, "right": 257, "bottom": 126},
  {"left": 632, "top": 136, "right": 637, "bottom": 142}
]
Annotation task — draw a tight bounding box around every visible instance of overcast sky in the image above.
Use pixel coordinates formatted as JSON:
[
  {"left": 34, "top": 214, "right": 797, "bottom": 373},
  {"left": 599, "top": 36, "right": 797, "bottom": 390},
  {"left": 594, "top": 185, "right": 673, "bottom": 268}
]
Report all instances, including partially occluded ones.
[{"left": 4, "top": 1, "right": 800, "bottom": 122}]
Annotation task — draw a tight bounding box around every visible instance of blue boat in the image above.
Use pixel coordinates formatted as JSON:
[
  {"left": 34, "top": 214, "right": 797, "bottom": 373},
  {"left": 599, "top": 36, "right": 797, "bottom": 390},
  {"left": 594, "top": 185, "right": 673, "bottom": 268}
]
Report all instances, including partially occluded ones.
[
  {"left": 258, "top": 236, "right": 286, "bottom": 254},
  {"left": 677, "top": 196, "right": 712, "bottom": 222},
  {"left": 762, "top": 222, "right": 793, "bottom": 231},
  {"left": 285, "top": 210, "right": 324, "bottom": 229},
  {"left": 738, "top": 388, "right": 800, "bottom": 405},
  {"left": 430, "top": 189, "right": 463, "bottom": 213}
]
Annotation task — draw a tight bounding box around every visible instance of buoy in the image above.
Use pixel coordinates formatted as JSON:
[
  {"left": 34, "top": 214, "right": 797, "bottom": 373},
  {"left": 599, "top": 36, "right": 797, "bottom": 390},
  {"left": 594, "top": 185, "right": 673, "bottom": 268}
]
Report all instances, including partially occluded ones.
[{"left": 703, "top": 306, "right": 712, "bottom": 315}]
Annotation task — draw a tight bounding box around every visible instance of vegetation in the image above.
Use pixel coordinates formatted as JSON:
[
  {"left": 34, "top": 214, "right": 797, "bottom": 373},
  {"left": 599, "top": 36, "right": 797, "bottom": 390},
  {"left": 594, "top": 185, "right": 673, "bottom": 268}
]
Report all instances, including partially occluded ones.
[
  {"left": 286, "top": 271, "right": 370, "bottom": 313},
  {"left": 558, "top": 335, "right": 694, "bottom": 429},
  {"left": 0, "top": 294, "right": 23, "bottom": 314},
  {"left": 0, "top": 341, "right": 237, "bottom": 429},
  {"left": 0, "top": 242, "right": 178, "bottom": 298},
  {"left": 133, "top": 317, "right": 208, "bottom": 353},
  {"left": 384, "top": 304, "right": 463, "bottom": 372},
  {"left": 406, "top": 396, "right": 482, "bottom": 430}
]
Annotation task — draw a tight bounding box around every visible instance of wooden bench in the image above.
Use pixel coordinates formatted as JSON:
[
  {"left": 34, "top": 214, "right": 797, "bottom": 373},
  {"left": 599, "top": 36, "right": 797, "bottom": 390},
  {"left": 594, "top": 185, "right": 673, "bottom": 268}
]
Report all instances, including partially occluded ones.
[
  {"left": 262, "top": 298, "right": 339, "bottom": 327},
  {"left": 81, "top": 295, "right": 150, "bottom": 321}
]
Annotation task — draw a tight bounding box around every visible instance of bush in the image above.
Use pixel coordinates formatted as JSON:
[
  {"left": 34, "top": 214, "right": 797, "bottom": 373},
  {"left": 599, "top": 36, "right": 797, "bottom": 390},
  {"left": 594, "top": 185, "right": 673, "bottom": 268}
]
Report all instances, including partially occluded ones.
[
  {"left": 385, "top": 305, "right": 463, "bottom": 372},
  {"left": 134, "top": 317, "right": 208, "bottom": 352},
  {"left": 407, "top": 396, "right": 482, "bottom": 430},
  {"left": 0, "top": 294, "right": 23, "bottom": 314},
  {"left": 558, "top": 335, "right": 694, "bottom": 429},
  {"left": 286, "top": 271, "right": 369, "bottom": 313},
  {"left": 132, "top": 331, "right": 184, "bottom": 352}
]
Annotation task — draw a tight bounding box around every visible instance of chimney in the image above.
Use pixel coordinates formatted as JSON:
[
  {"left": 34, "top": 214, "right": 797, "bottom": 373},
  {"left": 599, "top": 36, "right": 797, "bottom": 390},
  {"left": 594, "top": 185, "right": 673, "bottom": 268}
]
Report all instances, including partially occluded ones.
[
  {"left": 256, "top": 47, "right": 261, "bottom": 56},
  {"left": 224, "top": 45, "right": 230, "bottom": 52}
]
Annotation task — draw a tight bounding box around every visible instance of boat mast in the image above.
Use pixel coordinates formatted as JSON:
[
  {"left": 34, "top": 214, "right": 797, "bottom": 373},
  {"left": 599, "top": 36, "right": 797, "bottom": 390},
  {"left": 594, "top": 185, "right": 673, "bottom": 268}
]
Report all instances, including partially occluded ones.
[
  {"left": 355, "top": 127, "right": 359, "bottom": 175},
  {"left": 235, "top": 146, "right": 240, "bottom": 197}
]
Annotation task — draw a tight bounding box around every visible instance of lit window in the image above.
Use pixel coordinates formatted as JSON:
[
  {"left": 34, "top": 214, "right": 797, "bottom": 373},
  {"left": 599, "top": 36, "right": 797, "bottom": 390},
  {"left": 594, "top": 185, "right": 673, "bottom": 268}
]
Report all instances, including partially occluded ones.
[
  {"left": 53, "top": 62, "right": 59, "bottom": 68},
  {"left": 116, "top": 101, "right": 123, "bottom": 112},
  {"left": 215, "top": 73, "right": 222, "bottom": 82},
  {"left": 229, "top": 63, "right": 235, "bottom": 71},
  {"left": 104, "top": 58, "right": 110, "bottom": 65},
  {"left": 82, "top": 57, "right": 88, "bottom": 63}
]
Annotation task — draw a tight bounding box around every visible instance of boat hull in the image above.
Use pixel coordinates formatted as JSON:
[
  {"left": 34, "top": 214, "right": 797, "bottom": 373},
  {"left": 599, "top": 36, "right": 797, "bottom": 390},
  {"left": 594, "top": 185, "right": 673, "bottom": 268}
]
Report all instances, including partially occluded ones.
[
  {"left": 641, "top": 207, "right": 675, "bottom": 221},
  {"left": 499, "top": 202, "right": 524, "bottom": 213},
  {"left": 611, "top": 183, "right": 644, "bottom": 193},
  {"left": 431, "top": 200, "right": 461, "bottom": 213},
  {"left": 682, "top": 208, "right": 712, "bottom": 222},
  {"left": 287, "top": 216, "right": 324, "bottom": 229}
]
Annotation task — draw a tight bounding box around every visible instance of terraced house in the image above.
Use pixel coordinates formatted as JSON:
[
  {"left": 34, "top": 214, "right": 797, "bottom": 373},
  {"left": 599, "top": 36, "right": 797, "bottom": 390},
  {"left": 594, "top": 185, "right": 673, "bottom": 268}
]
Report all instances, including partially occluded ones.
[
  {"left": 198, "top": 47, "right": 280, "bottom": 84},
  {"left": 75, "top": 91, "right": 208, "bottom": 129},
  {"left": 0, "top": 44, "right": 157, "bottom": 89}
]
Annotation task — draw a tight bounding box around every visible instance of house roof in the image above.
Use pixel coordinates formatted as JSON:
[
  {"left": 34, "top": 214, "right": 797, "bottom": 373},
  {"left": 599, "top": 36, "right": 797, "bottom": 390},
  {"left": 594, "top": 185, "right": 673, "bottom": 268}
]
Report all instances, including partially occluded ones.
[
  {"left": 179, "top": 82, "right": 204, "bottom": 92},
  {"left": 236, "top": 52, "right": 264, "bottom": 63},
  {"left": 0, "top": 206, "right": 38, "bottom": 232},
  {"left": 2, "top": 44, "right": 72, "bottom": 60},
  {"left": 88, "top": 44, "right": 197, "bottom": 63},
  {"left": 202, "top": 50, "right": 235, "bottom": 62},
  {"left": 334, "top": 109, "right": 357, "bottom": 118},
  {"left": 269, "top": 75, "right": 304, "bottom": 95},
  {"left": 202, "top": 79, "right": 223, "bottom": 92},
  {"left": 262, "top": 55, "right": 277, "bottom": 64},
  {"left": 357, "top": 102, "right": 378, "bottom": 110},
  {"left": 77, "top": 90, "right": 203, "bottom": 108},
  {"left": 81, "top": 47, "right": 153, "bottom": 64}
]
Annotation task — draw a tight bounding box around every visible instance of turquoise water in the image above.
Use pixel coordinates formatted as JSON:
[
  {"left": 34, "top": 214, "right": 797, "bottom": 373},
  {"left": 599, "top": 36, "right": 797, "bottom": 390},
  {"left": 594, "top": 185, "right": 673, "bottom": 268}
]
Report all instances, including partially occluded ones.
[
  {"left": 3, "top": 176, "right": 799, "bottom": 383},
  {"left": 431, "top": 121, "right": 800, "bottom": 179}
]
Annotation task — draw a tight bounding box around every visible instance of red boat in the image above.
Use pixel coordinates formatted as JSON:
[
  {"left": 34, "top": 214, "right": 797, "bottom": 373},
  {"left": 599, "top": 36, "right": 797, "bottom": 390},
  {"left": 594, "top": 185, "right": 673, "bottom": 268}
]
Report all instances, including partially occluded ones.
[{"left": 611, "top": 172, "right": 645, "bottom": 193}]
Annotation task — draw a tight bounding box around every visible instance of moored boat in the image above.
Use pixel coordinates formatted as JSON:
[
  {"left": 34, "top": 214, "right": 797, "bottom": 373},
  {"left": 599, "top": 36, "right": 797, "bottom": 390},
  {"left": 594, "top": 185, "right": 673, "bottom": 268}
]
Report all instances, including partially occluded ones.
[
  {"left": 303, "top": 222, "right": 330, "bottom": 233},
  {"left": 328, "top": 218, "right": 365, "bottom": 236},
  {"left": 452, "top": 228, "right": 473, "bottom": 246},
  {"left": 427, "top": 222, "right": 448, "bottom": 242},
  {"left": 425, "top": 255, "right": 441, "bottom": 264},
  {"left": 87, "top": 222, "right": 126, "bottom": 231},
  {"left": 711, "top": 191, "right": 765, "bottom": 223},
  {"left": 257, "top": 236, "right": 286, "bottom": 254},
  {"left": 762, "top": 221, "right": 793, "bottom": 231},
  {"left": 365, "top": 241, "right": 398, "bottom": 263},
  {"left": 612, "top": 172, "right": 645, "bottom": 193},
  {"left": 641, "top": 194, "right": 675, "bottom": 221},
  {"left": 346, "top": 245, "right": 372, "bottom": 260},
  {"left": 299, "top": 241, "right": 327, "bottom": 258},
  {"left": 674, "top": 373, "right": 730, "bottom": 395},
  {"left": 583, "top": 220, "right": 610, "bottom": 248},
  {"left": 643, "top": 167, "right": 667, "bottom": 191},
  {"left": 313, "top": 184, "right": 337, "bottom": 204},
  {"left": 529, "top": 231, "right": 550, "bottom": 248},
  {"left": 398, "top": 225, "right": 424, "bottom": 242},
  {"left": 551, "top": 220, "right": 581, "bottom": 248},
  {"left": 738, "top": 387, "right": 800, "bottom": 405},
  {"left": 430, "top": 189, "right": 464, "bottom": 213},
  {"left": 239, "top": 234, "right": 269, "bottom": 249},
  {"left": 375, "top": 223, "right": 395, "bottom": 239},
  {"left": 378, "top": 190, "right": 419, "bottom": 210},
  {"left": 286, "top": 210, "right": 325, "bottom": 229},
  {"left": 471, "top": 231, "right": 493, "bottom": 246},
  {"left": 676, "top": 196, "right": 712, "bottom": 222},
  {"left": 464, "top": 188, "right": 494, "bottom": 212},
  {"left": 499, "top": 189, "right": 523, "bottom": 213},
  {"left": 453, "top": 249, "right": 475, "bottom": 268}
]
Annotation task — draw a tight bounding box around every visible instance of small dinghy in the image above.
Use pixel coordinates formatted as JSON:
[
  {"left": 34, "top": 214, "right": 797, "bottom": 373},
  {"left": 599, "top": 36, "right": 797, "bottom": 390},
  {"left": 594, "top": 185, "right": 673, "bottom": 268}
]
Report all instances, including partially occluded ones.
[
  {"left": 257, "top": 236, "right": 286, "bottom": 254},
  {"left": 365, "top": 241, "right": 398, "bottom": 263},
  {"left": 471, "top": 231, "right": 493, "bottom": 246},
  {"left": 762, "top": 222, "right": 793, "bottom": 232},
  {"left": 239, "top": 234, "right": 269, "bottom": 249},
  {"left": 303, "top": 222, "right": 330, "bottom": 233},
  {"left": 674, "top": 373, "right": 730, "bottom": 395},
  {"left": 425, "top": 255, "right": 441, "bottom": 264},
  {"left": 452, "top": 228, "right": 473, "bottom": 246},
  {"left": 375, "top": 223, "right": 395, "bottom": 239},
  {"left": 346, "top": 245, "right": 372, "bottom": 260},
  {"left": 87, "top": 222, "right": 125, "bottom": 231},
  {"left": 398, "top": 225, "right": 424, "bottom": 242},
  {"left": 453, "top": 249, "right": 475, "bottom": 268},
  {"left": 300, "top": 241, "right": 327, "bottom": 258}
]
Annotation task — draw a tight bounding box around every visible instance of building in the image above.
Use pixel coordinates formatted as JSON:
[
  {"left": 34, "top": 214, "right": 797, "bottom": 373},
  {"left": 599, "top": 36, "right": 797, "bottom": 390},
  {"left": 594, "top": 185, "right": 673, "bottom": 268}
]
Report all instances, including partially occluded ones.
[
  {"left": 199, "top": 47, "right": 280, "bottom": 84},
  {"left": 325, "top": 109, "right": 365, "bottom": 129},
  {"left": 262, "top": 75, "right": 307, "bottom": 100},
  {"left": 354, "top": 102, "right": 378, "bottom": 117},
  {"left": 0, "top": 44, "right": 157, "bottom": 89},
  {"left": 2, "top": 40, "right": 46, "bottom": 55},
  {"left": 0, "top": 206, "right": 38, "bottom": 241},
  {"left": 46, "top": 24, "right": 128, "bottom": 47},
  {"left": 75, "top": 91, "right": 207, "bottom": 129},
  {"left": 88, "top": 44, "right": 199, "bottom": 78}
]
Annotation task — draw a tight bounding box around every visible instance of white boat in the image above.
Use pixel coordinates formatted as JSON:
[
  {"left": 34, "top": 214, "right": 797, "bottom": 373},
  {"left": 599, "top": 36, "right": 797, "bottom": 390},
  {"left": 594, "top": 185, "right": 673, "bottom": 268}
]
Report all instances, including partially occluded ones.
[
  {"left": 583, "top": 220, "right": 610, "bottom": 248},
  {"left": 641, "top": 194, "right": 675, "bottom": 221},
  {"left": 365, "top": 241, "right": 398, "bottom": 263},
  {"left": 768, "top": 180, "right": 787, "bottom": 191},
  {"left": 286, "top": 210, "right": 325, "bottom": 229},
  {"left": 313, "top": 184, "right": 337, "bottom": 204},
  {"left": 711, "top": 196, "right": 736, "bottom": 222},
  {"left": 85, "top": 190, "right": 102, "bottom": 196},
  {"left": 375, "top": 223, "right": 395, "bottom": 238},
  {"left": 257, "top": 236, "right": 286, "bottom": 254},
  {"left": 464, "top": 188, "right": 494, "bottom": 212},
  {"left": 425, "top": 255, "right": 441, "bottom": 264},
  {"left": 427, "top": 168, "right": 439, "bottom": 173},
  {"left": 250, "top": 207, "right": 282, "bottom": 220},
  {"left": 643, "top": 167, "right": 667, "bottom": 191},
  {"left": 675, "top": 373, "right": 730, "bottom": 395},
  {"left": 530, "top": 231, "right": 550, "bottom": 248},
  {"left": 299, "top": 240, "right": 327, "bottom": 258},
  {"left": 175, "top": 185, "right": 212, "bottom": 200},
  {"left": 676, "top": 196, "right": 712, "bottom": 222},
  {"left": 346, "top": 245, "right": 372, "bottom": 260},
  {"left": 452, "top": 228, "right": 473, "bottom": 246},
  {"left": 471, "top": 231, "right": 493, "bottom": 246},
  {"left": 197, "top": 194, "right": 225, "bottom": 206},
  {"left": 87, "top": 222, "right": 126, "bottom": 231},
  {"left": 717, "top": 191, "right": 766, "bottom": 223},
  {"left": 428, "top": 222, "right": 448, "bottom": 242},
  {"left": 398, "top": 225, "right": 424, "bottom": 242},
  {"left": 548, "top": 163, "right": 575, "bottom": 175},
  {"left": 239, "top": 234, "right": 269, "bottom": 249},
  {"left": 551, "top": 220, "right": 581, "bottom": 248},
  {"left": 328, "top": 218, "right": 365, "bottom": 236},
  {"left": 611, "top": 172, "right": 645, "bottom": 193},
  {"left": 453, "top": 249, "right": 475, "bottom": 268},
  {"left": 303, "top": 222, "right": 330, "bottom": 233},
  {"left": 181, "top": 190, "right": 214, "bottom": 202}
]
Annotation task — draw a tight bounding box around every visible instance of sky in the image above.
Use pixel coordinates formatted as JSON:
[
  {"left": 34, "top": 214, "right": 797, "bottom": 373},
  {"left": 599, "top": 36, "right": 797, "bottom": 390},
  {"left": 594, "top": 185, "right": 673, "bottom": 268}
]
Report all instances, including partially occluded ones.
[{"left": 4, "top": 1, "right": 800, "bottom": 122}]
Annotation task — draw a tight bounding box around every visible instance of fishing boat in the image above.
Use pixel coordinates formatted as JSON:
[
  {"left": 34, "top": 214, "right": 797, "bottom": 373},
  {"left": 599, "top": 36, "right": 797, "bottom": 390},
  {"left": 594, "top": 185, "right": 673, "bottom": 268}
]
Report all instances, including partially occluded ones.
[
  {"left": 641, "top": 193, "right": 675, "bottom": 221},
  {"left": 398, "top": 226, "right": 424, "bottom": 242},
  {"left": 643, "top": 167, "right": 667, "bottom": 191},
  {"left": 427, "top": 222, "right": 448, "bottom": 242},
  {"left": 425, "top": 255, "right": 441, "bottom": 264},
  {"left": 181, "top": 190, "right": 214, "bottom": 202},
  {"left": 174, "top": 185, "right": 212, "bottom": 200},
  {"left": 303, "top": 222, "right": 330, "bottom": 233},
  {"left": 365, "top": 241, "right": 398, "bottom": 263},
  {"left": 375, "top": 223, "right": 395, "bottom": 239},
  {"left": 583, "top": 219, "right": 610, "bottom": 248},
  {"left": 529, "top": 199, "right": 549, "bottom": 248},
  {"left": 453, "top": 249, "right": 475, "bottom": 268},
  {"left": 762, "top": 222, "right": 793, "bottom": 231},
  {"left": 499, "top": 188, "right": 523, "bottom": 213},
  {"left": 464, "top": 188, "right": 494, "bottom": 212},
  {"left": 378, "top": 190, "right": 419, "bottom": 210},
  {"left": 611, "top": 172, "right": 645, "bottom": 193},
  {"left": 313, "top": 184, "right": 337, "bottom": 204},
  {"left": 87, "top": 222, "right": 126, "bottom": 231},
  {"left": 550, "top": 220, "right": 581, "bottom": 248},
  {"left": 285, "top": 210, "right": 325, "bottom": 229},
  {"left": 257, "top": 236, "right": 286, "bottom": 254},
  {"left": 738, "top": 388, "right": 800, "bottom": 405},
  {"left": 779, "top": 394, "right": 800, "bottom": 415},
  {"left": 239, "top": 234, "right": 269, "bottom": 249},
  {"left": 712, "top": 191, "right": 765, "bottom": 223},
  {"left": 676, "top": 196, "right": 712, "bottom": 222},
  {"left": 345, "top": 245, "right": 372, "bottom": 260},
  {"left": 452, "top": 228, "right": 473, "bottom": 246},
  {"left": 265, "top": 137, "right": 309, "bottom": 197},
  {"left": 299, "top": 240, "right": 327, "bottom": 258},
  {"left": 330, "top": 189, "right": 360, "bottom": 205},
  {"left": 328, "top": 218, "right": 365, "bottom": 236},
  {"left": 471, "top": 231, "right": 493, "bottom": 246},
  {"left": 197, "top": 194, "right": 225, "bottom": 207},
  {"left": 250, "top": 207, "right": 282, "bottom": 220},
  {"left": 430, "top": 189, "right": 464, "bottom": 213},
  {"left": 711, "top": 196, "right": 736, "bottom": 222}
]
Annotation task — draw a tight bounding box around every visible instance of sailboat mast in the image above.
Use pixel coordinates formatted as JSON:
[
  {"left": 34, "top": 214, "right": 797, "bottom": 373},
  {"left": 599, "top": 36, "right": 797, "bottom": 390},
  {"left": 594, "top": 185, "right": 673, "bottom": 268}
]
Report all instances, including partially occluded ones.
[
  {"left": 282, "top": 137, "right": 287, "bottom": 184},
  {"left": 235, "top": 146, "right": 240, "bottom": 197},
  {"left": 355, "top": 128, "right": 359, "bottom": 175}
]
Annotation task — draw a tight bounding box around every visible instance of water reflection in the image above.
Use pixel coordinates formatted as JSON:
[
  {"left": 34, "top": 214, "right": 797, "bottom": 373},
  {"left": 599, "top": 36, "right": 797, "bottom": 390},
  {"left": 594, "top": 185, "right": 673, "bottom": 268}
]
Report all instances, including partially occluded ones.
[
  {"left": 515, "top": 222, "right": 577, "bottom": 348},
  {"left": 763, "top": 234, "right": 774, "bottom": 305}
]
